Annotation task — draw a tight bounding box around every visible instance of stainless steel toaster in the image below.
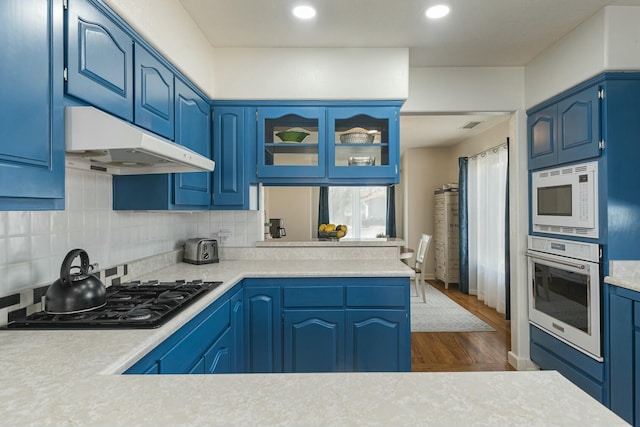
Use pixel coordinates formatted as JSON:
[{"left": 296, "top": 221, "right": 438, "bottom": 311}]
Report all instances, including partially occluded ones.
[{"left": 183, "top": 238, "right": 219, "bottom": 265}]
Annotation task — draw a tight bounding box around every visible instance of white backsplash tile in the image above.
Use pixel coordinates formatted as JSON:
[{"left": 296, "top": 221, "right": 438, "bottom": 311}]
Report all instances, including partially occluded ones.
[{"left": 0, "top": 168, "right": 263, "bottom": 297}]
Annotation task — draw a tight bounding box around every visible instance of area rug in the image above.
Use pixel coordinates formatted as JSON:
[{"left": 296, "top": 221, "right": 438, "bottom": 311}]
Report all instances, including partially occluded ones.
[{"left": 410, "top": 282, "right": 495, "bottom": 332}]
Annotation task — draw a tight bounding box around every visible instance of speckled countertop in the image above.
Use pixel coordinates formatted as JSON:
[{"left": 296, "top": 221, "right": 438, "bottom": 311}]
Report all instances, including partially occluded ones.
[
  {"left": 256, "top": 237, "right": 405, "bottom": 247},
  {"left": 0, "top": 259, "right": 628, "bottom": 426},
  {"left": 605, "top": 260, "right": 640, "bottom": 292}
]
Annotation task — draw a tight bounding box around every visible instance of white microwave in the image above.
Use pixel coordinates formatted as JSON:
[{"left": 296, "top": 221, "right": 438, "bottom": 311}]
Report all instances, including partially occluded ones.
[{"left": 531, "top": 161, "right": 599, "bottom": 239}]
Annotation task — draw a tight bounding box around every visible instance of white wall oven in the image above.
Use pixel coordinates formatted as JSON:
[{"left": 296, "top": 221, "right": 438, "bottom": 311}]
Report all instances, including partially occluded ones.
[
  {"left": 527, "top": 235, "right": 602, "bottom": 361},
  {"left": 531, "top": 161, "right": 598, "bottom": 238}
]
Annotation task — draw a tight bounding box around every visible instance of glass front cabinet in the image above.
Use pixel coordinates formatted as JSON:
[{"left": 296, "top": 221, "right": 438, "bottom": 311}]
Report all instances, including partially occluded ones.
[
  {"left": 256, "top": 102, "right": 401, "bottom": 185},
  {"left": 327, "top": 107, "right": 399, "bottom": 182}
]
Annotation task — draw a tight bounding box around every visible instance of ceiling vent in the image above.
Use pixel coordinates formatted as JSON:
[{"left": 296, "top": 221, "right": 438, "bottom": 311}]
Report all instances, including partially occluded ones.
[{"left": 461, "top": 121, "right": 482, "bottom": 129}]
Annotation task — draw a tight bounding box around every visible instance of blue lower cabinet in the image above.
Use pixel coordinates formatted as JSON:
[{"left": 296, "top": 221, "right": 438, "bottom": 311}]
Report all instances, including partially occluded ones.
[
  {"left": 244, "top": 284, "right": 282, "bottom": 373},
  {"left": 529, "top": 325, "right": 605, "bottom": 403},
  {"left": 230, "top": 288, "right": 244, "bottom": 373},
  {"left": 204, "top": 329, "right": 232, "bottom": 374},
  {"left": 124, "top": 298, "right": 230, "bottom": 375},
  {"left": 346, "top": 310, "right": 409, "bottom": 372},
  {"left": 283, "top": 310, "right": 345, "bottom": 373}
]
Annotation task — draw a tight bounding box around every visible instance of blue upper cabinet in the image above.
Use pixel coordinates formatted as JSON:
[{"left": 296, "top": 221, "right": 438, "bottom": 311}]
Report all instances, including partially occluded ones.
[
  {"left": 212, "top": 106, "right": 249, "bottom": 209},
  {"left": 327, "top": 106, "right": 399, "bottom": 184},
  {"left": 255, "top": 101, "right": 402, "bottom": 185},
  {"left": 557, "top": 86, "right": 600, "bottom": 165},
  {"left": 134, "top": 43, "right": 174, "bottom": 140},
  {"left": 257, "top": 106, "right": 326, "bottom": 181},
  {"left": 528, "top": 83, "right": 602, "bottom": 170},
  {"left": 0, "top": 0, "right": 65, "bottom": 210},
  {"left": 528, "top": 104, "right": 556, "bottom": 170},
  {"left": 173, "top": 78, "right": 211, "bottom": 207},
  {"left": 66, "top": 0, "right": 133, "bottom": 121}
]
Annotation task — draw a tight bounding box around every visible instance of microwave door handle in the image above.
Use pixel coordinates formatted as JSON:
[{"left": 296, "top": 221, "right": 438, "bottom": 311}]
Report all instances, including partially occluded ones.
[{"left": 526, "top": 251, "right": 586, "bottom": 270}]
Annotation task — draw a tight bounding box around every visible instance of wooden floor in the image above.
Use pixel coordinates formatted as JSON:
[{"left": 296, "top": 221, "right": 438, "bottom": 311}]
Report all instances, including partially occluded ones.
[{"left": 411, "top": 279, "right": 515, "bottom": 372}]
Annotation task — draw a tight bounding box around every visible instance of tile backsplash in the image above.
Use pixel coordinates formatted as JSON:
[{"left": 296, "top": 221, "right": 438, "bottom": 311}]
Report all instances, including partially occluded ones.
[{"left": 0, "top": 168, "right": 263, "bottom": 297}]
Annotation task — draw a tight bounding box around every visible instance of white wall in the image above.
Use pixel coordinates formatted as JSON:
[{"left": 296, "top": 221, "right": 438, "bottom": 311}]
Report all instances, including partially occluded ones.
[
  {"left": 0, "top": 169, "right": 262, "bottom": 298},
  {"left": 212, "top": 48, "right": 409, "bottom": 100},
  {"left": 103, "top": 0, "right": 216, "bottom": 97},
  {"left": 403, "top": 67, "right": 525, "bottom": 113},
  {"left": 264, "top": 187, "right": 315, "bottom": 241},
  {"left": 525, "top": 6, "right": 640, "bottom": 109}
]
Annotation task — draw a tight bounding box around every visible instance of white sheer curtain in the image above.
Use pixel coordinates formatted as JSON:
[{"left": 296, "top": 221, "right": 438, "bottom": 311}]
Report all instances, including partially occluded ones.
[{"left": 467, "top": 145, "right": 508, "bottom": 314}]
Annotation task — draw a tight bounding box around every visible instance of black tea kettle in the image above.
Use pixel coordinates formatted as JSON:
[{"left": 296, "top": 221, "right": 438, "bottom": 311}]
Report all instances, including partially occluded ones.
[{"left": 45, "top": 249, "right": 107, "bottom": 314}]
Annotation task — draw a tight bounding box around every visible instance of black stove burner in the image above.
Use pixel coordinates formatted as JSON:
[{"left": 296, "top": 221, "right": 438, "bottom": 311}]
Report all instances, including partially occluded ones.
[{"left": 7, "top": 280, "right": 223, "bottom": 329}]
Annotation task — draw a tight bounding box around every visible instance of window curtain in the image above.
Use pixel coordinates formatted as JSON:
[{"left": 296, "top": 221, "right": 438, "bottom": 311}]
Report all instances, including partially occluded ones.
[
  {"left": 317, "top": 186, "right": 329, "bottom": 237},
  {"left": 386, "top": 185, "right": 397, "bottom": 238},
  {"left": 458, "top": 157, "right": 469, "bottom": 294},
  {"left": 504, "top": 139, "right": 511, "bottom": 320},
  {"left": 468, "top": 144, "right": 508, "bottom": 314}
]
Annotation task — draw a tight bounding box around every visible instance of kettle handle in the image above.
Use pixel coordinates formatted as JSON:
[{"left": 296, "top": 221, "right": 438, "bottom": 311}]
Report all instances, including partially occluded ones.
[{"left": 60, "top": 249, "right": 90, "bottom": 286}]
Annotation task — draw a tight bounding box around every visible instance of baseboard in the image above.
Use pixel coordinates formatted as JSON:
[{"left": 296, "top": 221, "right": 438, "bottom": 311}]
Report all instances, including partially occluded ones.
[{"left": 508, "top": 351, "right": 539, "bottom": 371}]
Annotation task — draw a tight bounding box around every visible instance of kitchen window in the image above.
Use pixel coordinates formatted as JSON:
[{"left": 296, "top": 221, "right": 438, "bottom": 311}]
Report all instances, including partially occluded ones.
[{"left": 329, "top": 187, "right": 387, "bottom": 238}]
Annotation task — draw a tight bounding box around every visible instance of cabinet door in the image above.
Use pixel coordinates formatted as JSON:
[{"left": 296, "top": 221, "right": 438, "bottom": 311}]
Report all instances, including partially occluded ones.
[
  {"left": 244, "top": 286, "right": 282, "bottom": 373},
  {"left": 528, "top": 104, "right": 557, "bottom": 170},
  {"left": 257, "top": 106, "right": 326, "bottom": 180},
  {"left": 230, "top": 288, "right": 244, "bottom": 373},
  {"left": 346, "top": 310, "right": 409, "bottom": 372},
  {"left": 283, "top": 310, "right": 344, "bottom": 373},
  {"left": 608, "top": 292, "right": 634, "bottom": 424},
  {"left": 204, "top": 329, "right": 232, "bottom": 374},
  {"left": 66, "top": 0, "right": 133, "bottom": 121},
  {"left": 557, "top": 85, "right": 601, "bottom": 164},
  {"left": 134, "top": 43, "right": 174, "bottom": 139},
  {"left": 212, "top": 106, "right": 248, "bottom": 208},
  {"left": 0, "top": 0, "right": 65, "bottom": 210},
  {"left": 327, "top": 107, "right": 399, "bottom": 183},
  {"left": 173, "top": 79, "right": 211, "bottom": 207}
]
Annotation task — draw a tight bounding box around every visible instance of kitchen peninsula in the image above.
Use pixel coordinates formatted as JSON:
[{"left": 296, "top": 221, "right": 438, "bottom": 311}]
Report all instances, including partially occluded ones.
[{"left": 0, "top": 251, "right": 627, "bottom": 426}]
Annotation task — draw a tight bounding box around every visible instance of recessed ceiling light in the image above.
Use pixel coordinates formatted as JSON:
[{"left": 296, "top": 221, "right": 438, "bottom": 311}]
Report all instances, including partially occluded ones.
[
  {"left": 425, "top": 5, "right": 450, "bottom": 19},
  {"left": 293, "top": 5, "right": 316, "bottom": 20}
]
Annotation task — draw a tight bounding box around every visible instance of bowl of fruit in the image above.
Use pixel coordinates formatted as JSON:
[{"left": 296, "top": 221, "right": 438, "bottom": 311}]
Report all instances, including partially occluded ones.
[{"left": 318, "top": 223, "right": 348, "bottom": 240}]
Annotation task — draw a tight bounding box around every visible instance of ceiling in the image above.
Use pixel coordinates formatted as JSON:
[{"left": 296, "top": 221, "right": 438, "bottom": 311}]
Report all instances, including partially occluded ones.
[{"left": 179, "top": 0, "right": 640, "bottom": 149}]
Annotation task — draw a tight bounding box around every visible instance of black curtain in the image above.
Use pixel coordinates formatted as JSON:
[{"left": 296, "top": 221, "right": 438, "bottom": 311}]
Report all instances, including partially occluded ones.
[
  {"left": 504, "top": 138, "right": 511, "bottom": 320},
  {"left": 386, "top": 185, "right": 396, "bottom": 238},
  {"left": 458, "top": 157, "right": 469, "bottom": 294},
  {"left": 317, "top": 186, "right": 330, "bottom": 237}
]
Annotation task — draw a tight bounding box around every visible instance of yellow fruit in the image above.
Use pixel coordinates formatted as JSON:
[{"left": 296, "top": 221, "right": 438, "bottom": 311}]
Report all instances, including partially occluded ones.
[
  {"left": 319, "top": 224, "right": 327, "bottom": 232},
  {"left": 341, "top": 225, "right": 348, "bottom": 233},
  {"left": 326, "top": 224, "right": 335, "bottom": 232},
  {"left": 336, "top": 230, "right": 345, "bottom": 238}
]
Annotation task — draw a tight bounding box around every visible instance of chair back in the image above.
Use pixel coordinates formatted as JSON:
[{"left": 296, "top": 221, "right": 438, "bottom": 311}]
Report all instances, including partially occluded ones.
[{"left": 415, "top": 234, "right": 432, "bottom": 265}]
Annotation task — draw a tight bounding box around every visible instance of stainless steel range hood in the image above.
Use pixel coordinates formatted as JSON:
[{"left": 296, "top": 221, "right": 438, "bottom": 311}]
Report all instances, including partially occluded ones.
[{"left": 65, "top": 106, "right": 215, "bottom": 175}]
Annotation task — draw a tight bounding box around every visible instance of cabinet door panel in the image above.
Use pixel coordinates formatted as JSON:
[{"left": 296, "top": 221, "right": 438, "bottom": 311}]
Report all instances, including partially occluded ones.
[
  {"left": 558, "top": 86, "right": 600, "bottom": 164},
  {"left": 283, "top": 310, "right": 344, "bottom": 373},
  {"left": 66, "top": 0, "right": 133, "bottom": 121},
  {"left": 205, "top": 329, "right": 232, "bottom": 374},
  {"left": 134, "top": 44, "right": 174, "bottom": 139},
  {"left": 327, "top": 106, "right": 399, "bottom": 182},
  {"left": 230, "top": 288, "right": 245, "bottom": 373},
  {"left": 528, "top": 105, "right": 556, "bottom": 170},
  {"left": 173, "top": 79, "right": 211, "bottom": 207},
  {"left": 608, "top": 293, "right": 634, "bottom": 423},
  {"left": 213, "top": 107, "right": 246, "bottom": 207},
  {"left": 346, "top": 310, "right": 409, "bottom": 372},
  {"left": 0, "top": 0, "right": 64, "bottom": 209},
  {"left": 244, "top": 287, "right": 282, "bottom": 373}
]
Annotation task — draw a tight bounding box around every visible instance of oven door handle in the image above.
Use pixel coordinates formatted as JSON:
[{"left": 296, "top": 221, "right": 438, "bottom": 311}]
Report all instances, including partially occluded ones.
[{"left": 526, "top": 251, "right": 587, "bottom": 270}]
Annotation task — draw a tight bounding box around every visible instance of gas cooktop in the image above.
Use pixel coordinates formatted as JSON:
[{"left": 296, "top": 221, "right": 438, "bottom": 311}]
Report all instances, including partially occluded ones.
[{"left": 8, "top": 279, "right": 222, "bottom": 329}]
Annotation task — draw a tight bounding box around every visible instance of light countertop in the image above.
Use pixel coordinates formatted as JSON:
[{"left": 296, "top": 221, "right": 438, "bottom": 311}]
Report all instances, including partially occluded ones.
[
  {"left": 256, "top": 237, "right": 406, "bottom": 247},
  {"left": 0, "top": 259, "right": 627, "bottom": 426},
  {"left": 605, "top": 260, "right": 640, "bottom": 292}
]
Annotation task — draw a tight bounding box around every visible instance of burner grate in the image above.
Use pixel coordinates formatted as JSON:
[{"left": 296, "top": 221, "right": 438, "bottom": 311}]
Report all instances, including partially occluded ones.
[{"left": 6, "top": 280, "right": 223, "bottom": 329}]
